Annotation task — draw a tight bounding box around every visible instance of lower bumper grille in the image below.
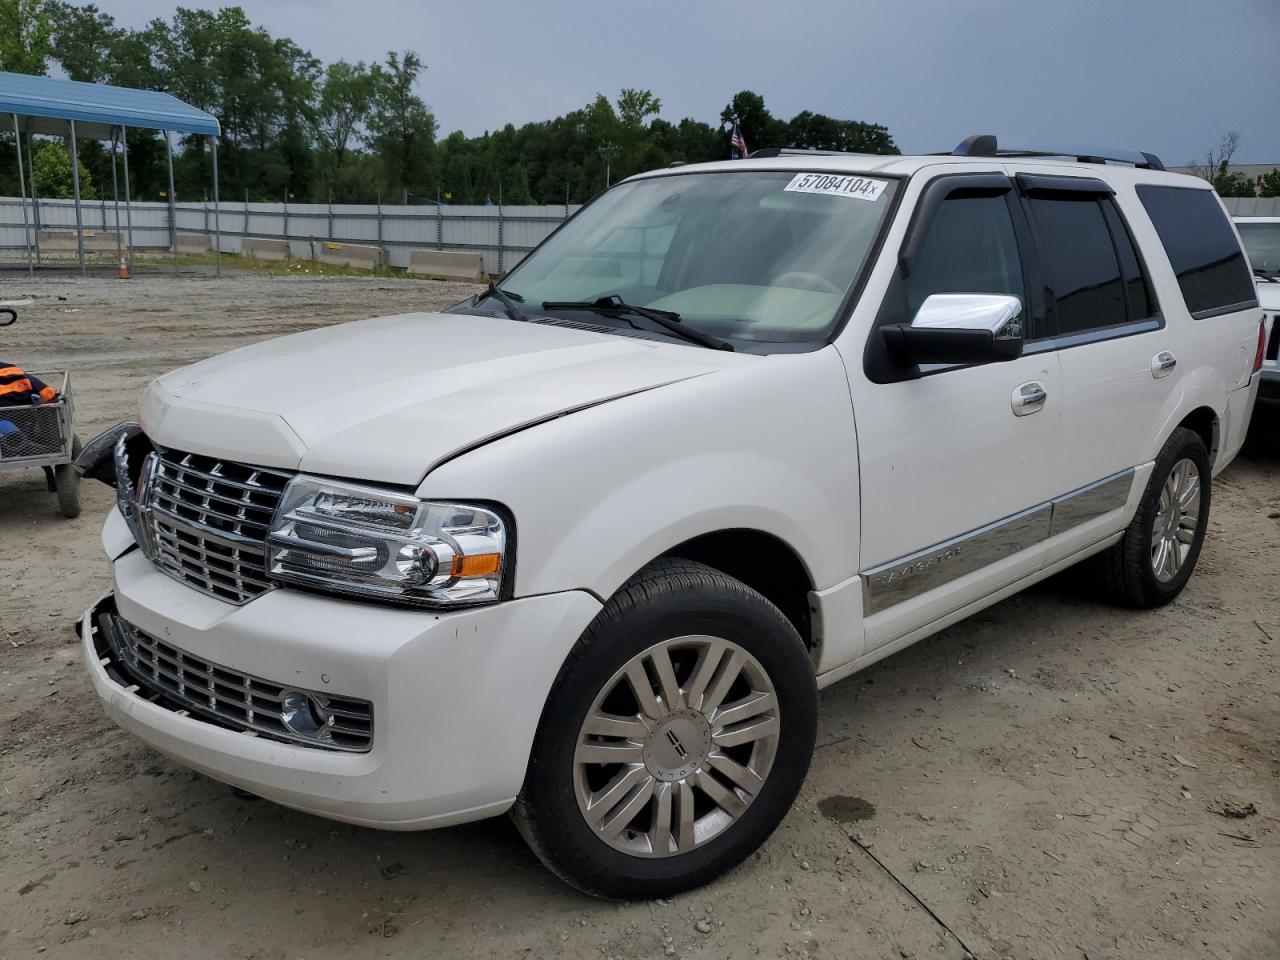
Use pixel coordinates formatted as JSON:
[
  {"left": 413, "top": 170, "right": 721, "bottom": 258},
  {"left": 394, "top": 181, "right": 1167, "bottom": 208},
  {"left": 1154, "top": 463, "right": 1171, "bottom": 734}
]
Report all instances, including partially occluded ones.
[{"left": 91, "top": 597, "right": 373, "bottom": 753}]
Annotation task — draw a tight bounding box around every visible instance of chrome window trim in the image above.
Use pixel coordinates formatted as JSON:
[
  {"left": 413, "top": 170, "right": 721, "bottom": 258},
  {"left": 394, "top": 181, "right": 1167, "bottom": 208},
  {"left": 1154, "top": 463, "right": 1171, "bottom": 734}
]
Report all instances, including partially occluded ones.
[
  {"left": 861, "top": 468, "right": 1135, "bottom": 614},
  {"left": 1022, "top": 317, "right": 1164, "bottom": 355}
]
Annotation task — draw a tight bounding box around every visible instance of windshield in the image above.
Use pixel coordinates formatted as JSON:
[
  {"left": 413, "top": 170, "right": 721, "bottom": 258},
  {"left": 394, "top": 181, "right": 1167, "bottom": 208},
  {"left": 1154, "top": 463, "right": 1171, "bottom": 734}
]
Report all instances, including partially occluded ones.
[
  {"left": 1238, "top": 222, "right": 1280, "bottom": 275},
  {"left": 499, "top": 170, "right": 899, "bottom": 344}
]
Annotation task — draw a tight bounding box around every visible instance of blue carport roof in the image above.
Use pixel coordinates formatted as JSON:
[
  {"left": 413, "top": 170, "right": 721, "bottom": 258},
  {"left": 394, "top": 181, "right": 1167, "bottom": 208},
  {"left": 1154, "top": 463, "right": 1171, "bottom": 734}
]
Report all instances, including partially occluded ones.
[{"left": 0, "top": 71, "right": 219, "bottom": 138}]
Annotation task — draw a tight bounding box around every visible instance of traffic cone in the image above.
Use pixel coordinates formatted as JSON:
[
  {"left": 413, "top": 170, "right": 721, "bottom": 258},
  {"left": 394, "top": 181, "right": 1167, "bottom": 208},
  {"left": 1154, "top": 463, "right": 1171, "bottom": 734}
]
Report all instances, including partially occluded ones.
[{"left": 118, "top": 254, "right": 129, "bottom": 280}]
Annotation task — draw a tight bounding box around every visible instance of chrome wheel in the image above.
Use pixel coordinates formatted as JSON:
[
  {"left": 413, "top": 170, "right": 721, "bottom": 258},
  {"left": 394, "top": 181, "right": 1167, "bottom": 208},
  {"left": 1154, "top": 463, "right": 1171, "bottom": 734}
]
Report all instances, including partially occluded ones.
[
  {"left": 573, "top": 635, "right": 780, "bottom": 858},
  {"left": 1151, "top": 457, "right": 1201, "bottom": 583}
]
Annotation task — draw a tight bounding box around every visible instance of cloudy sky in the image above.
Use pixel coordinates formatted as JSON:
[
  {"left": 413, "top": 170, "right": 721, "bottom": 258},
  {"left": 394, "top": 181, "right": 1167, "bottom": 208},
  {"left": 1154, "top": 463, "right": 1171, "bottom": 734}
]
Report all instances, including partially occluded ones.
[{"left": 96, "top": 0, "right": 1280, "bottom": 164}]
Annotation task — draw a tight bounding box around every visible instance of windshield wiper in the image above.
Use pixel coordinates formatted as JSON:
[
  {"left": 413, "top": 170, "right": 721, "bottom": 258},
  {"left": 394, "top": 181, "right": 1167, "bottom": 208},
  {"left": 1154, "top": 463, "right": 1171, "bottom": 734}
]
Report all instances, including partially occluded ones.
[
  {"left": 541, "top": 295, "right": 734, "bottom": 351},
  {"left": 479, "top": 282, "right": 529, "bottom": 322},
  {"left": 1253, "top": 266, "right": 1279, "bottom": 282}
]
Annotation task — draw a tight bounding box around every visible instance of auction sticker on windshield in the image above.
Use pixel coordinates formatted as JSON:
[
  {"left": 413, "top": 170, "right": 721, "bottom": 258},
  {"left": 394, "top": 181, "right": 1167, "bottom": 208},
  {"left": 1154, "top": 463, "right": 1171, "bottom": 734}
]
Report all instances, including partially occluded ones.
[{"left": 784, "top": 172, "right": 888, "bottom": 202}]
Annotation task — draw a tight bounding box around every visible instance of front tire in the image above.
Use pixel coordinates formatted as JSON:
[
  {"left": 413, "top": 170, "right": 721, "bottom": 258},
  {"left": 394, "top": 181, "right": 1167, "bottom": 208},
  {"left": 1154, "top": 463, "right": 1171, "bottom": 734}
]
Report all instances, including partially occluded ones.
[
  {"left": 511, "top": 558, "right": 817, "bottom": 899},
  {"left": 1091, "top": 426, "right": 1210, "bottom": 607}
]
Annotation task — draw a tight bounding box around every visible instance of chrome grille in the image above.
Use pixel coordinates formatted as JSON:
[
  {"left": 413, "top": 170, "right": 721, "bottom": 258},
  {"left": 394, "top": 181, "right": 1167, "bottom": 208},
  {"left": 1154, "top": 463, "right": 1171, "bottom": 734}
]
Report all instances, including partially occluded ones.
[
  {"left": 92, "top": 599, "right": 373, "bottom": 752},
  {"left": 143, "top": 448, "right": 291, "bottom": 604}
]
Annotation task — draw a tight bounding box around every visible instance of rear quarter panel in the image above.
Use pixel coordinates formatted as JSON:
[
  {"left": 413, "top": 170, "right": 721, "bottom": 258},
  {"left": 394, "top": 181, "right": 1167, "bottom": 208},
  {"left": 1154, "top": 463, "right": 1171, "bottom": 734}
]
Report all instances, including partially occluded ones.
[{"left": 1117, "top": 181, "right": 1263, "bottom": 468}]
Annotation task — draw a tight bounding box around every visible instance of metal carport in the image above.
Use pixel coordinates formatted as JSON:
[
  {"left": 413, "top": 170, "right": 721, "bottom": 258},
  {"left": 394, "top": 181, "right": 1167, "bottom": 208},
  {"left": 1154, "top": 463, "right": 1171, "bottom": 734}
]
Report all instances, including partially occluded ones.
[{"left": 0, "top": 71, "right": 222, "bottom": 277}]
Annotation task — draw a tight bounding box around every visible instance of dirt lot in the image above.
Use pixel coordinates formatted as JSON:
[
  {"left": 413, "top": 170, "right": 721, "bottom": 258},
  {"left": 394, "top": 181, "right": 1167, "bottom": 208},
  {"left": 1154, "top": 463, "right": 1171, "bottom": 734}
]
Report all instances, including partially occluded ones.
[{"left": 1, "top": 274, "right": 1277, "bottom": 960}]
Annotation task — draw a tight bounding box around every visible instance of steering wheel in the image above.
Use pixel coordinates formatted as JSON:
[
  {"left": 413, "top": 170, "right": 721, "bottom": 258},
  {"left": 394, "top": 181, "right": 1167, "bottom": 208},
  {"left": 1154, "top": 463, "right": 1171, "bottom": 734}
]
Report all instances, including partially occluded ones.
[
  {"left": 0, "top": 308, "right": 16, "bottom": 327},
  {"left": 772, "top": 271, "right": 842, "bottom": 295}
]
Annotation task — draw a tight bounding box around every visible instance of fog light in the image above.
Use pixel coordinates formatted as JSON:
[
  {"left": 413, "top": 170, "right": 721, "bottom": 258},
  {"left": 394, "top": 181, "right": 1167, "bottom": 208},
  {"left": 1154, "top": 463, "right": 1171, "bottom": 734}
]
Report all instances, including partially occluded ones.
[{"left": 280, "top": 690, "right": 334, "bottom": 740}]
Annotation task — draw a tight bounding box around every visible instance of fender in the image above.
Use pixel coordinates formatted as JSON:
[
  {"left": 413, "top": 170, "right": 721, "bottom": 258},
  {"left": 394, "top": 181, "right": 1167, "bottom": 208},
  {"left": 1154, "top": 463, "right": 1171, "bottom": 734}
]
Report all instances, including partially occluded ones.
[{"left": 417, "top": 347, "right": 861, "bottom": 606}]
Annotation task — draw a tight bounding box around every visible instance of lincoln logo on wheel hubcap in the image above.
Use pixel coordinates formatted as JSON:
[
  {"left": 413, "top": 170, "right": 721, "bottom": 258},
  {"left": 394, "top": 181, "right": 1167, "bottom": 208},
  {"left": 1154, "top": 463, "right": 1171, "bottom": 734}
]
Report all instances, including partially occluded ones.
[{"left": 666, "top": 729, "right": 687, "bottom": 758}]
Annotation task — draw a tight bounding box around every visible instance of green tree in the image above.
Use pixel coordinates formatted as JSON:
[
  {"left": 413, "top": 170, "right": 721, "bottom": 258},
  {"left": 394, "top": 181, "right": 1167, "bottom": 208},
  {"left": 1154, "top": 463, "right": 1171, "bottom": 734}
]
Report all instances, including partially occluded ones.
[
  {"left": 617, "top": 88, "right": 661, "bottom": 128},
  {"left": 47, "top": 0, "right": 120, "bottom": 82},
  {"left": 367, "top": 50, "right": 436, "bottom": 202},
  {"left": 312, "top": 60, "right": 376, "bottom": 186},
  {"left": 1259, "top": 169, "right": 1280, "bottom": 199},
  {"left": 787, "top": 110, "right": 897, "bottom": 154},
  {"left": 31, "top": 140, "right": 96, "bottom": 199},
  {"left": 0, "top": 0, "right": 53, "bottom": 74},
  {"left": 720, "top": 90, "right": 789, "bottom": 153},
  {"left": 1213, "top": 162, "right": 1256, "bottom": 198}
]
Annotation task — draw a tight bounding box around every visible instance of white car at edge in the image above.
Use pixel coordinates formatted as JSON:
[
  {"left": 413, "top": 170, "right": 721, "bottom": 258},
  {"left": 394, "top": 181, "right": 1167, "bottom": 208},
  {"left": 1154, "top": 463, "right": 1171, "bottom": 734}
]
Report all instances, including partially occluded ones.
[
  {"left": 78, "top": 137, "right": 1268, "bottom": 898},
  {"left": 1234, "top": 216, "right": 1280, "bottom": 405}
]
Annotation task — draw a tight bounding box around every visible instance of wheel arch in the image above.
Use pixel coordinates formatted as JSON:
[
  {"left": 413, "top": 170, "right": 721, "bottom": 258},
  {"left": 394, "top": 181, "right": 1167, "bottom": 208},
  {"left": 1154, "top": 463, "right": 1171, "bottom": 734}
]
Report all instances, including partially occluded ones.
[
  {"left": 657, "top": 528, "right": 817, "bottom": 649},
  {"left": 1174, "top": 405, "right": 1220, "bottom": 466}
]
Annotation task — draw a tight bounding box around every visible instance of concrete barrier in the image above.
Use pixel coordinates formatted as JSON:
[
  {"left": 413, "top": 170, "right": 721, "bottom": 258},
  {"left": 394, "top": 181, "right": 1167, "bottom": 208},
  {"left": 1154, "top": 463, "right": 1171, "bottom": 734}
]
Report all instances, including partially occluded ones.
[
  {"left": 407, "top": 249, "right": 486, "bottom": 282},
  {"left": 39, "top": 229, "right": 122, "bottom": 253},
  {"left": 241, "top": 237, "right": 291, "bottom": 261},
  {"left": 175, "top": 233, "right": 211, "bottom": 253},
  {"left": 315, "top": 241, "right": 383, "bottom": 270}
]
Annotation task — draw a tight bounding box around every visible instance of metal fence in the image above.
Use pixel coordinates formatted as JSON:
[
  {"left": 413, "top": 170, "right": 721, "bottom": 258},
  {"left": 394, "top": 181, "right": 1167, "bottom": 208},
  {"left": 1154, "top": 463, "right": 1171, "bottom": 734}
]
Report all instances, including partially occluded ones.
[
  {"left": 3, "top": 193, "right": 1273, "bottom": 277},
  {"left": 1222, "top": 197, "right": 1280, "bottom": 216},
  {"left": 0, "top": 195, "right": 581, "bottom": 274}
]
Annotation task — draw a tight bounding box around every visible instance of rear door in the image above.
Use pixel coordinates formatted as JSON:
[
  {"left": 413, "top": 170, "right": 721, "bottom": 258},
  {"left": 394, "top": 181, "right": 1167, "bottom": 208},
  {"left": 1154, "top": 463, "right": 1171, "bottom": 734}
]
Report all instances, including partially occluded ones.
[{"left": 1015, "top": 173, "right": 1173, "bottom": 519}]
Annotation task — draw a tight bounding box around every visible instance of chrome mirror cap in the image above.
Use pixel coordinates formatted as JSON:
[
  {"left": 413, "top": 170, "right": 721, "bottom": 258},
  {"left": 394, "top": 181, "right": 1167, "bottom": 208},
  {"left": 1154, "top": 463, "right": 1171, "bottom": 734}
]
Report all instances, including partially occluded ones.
[{"left": 910, "top": 293, "right": 1023, "bottom": 338}]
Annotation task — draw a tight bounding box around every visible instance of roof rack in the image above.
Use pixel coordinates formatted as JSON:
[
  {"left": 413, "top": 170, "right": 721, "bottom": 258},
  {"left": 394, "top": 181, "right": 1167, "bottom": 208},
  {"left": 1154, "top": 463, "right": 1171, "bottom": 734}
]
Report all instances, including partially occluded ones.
[
  {"left": 950, "top": 134, "right": 1165, "bottom": 171},
  {"left": 747, "top": 147, "right": 876, "bottom": 159}
]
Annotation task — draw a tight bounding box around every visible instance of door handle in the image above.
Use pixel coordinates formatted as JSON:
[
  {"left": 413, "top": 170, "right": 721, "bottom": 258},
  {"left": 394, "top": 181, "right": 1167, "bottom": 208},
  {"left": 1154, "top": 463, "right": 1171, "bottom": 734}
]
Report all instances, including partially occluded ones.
[
  {"left": 1012, "top": 381, "right": 1047, "bottom": 416},
  {"left": 1151, "top": 351, "right": 1177, "bottom": 379}
]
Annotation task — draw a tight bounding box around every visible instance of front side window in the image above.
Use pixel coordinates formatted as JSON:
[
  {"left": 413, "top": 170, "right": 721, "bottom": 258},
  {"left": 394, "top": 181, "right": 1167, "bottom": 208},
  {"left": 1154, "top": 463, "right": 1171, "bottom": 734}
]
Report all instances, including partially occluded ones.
[
  {"left": 1237, "top": 221, "right": 1280, "bottom": 279},
  {"left": 1028, "top": 196, "right": 1128, "bottom": 335},
  {"left": 1137, "top": 185, "right": 1257, "bottom": 318},
  {"left": 495, "top": 171, "right": 899, "bottom": 345},
  {"left": 903, "top": 193, "right": 1025, "bottom": 319}
]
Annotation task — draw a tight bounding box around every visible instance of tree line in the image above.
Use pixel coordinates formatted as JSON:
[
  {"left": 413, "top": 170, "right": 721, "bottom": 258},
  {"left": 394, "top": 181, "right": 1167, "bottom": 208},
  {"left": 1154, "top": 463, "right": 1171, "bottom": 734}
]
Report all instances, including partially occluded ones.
[
  {"left": 0, "top": 1, "right": 898, "bottom": 206},
  {"left": 1190, "top": 133, "right": 1280, "bottom": 198}
]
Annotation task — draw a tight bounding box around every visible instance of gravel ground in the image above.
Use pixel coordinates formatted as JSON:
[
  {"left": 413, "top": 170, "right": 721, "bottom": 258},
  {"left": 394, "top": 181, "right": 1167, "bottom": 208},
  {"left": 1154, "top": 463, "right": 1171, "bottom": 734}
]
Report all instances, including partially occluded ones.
[{"left": 1, "top": 275, "right": 1277, "bottom": 960}]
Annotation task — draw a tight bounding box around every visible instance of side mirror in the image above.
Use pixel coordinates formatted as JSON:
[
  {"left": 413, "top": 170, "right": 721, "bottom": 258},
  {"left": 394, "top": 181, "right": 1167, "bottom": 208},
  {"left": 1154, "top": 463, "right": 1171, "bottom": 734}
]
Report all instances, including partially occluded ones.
[{"left": 880, "top": 293, "right": 1024, "bottom": 366}]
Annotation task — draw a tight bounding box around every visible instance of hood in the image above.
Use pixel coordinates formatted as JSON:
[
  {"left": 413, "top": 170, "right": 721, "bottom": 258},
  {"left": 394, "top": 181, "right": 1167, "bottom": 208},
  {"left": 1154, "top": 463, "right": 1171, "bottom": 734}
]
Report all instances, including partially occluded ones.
[{"left": 142, "top": 312, "right": 747, "bottom": 485}]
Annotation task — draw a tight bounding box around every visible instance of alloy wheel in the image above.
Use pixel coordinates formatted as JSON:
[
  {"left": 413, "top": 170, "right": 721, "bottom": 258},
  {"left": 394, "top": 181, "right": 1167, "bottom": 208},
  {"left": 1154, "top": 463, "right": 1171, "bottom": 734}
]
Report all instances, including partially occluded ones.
[
  {"left": 572, "top": 635, "right": 780, "bottom": 858},
  {"left": 1151, "top": 457, "right": 1201, "bottom": 583}
]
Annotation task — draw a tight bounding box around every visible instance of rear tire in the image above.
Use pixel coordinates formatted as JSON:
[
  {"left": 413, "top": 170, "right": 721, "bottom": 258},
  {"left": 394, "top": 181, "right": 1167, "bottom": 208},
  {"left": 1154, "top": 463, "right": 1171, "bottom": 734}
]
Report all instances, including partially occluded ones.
[
  {"left": 511, "top": 558, "right": 817, "bottom": 899},
  {"left": 1091, "top": 427, "right": 1210, "bottom": 607},
  {"left": 55, "top": 435, "right": 82, "bottom": 519}
]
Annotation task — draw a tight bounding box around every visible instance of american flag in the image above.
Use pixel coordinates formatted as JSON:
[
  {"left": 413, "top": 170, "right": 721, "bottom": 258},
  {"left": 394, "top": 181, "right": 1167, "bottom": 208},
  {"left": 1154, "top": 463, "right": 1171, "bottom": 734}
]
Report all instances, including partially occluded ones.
[{"left": 730, "top": 121, "right": 748, "bottom": 160}]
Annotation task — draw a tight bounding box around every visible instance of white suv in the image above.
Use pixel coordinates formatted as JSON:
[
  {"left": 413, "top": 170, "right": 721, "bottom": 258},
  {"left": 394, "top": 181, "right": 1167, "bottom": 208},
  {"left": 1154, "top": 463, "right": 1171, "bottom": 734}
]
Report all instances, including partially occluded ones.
[
  {"left": 79, "top": 137, "right": 1268, "bottom": 898},
  {"left": 1234, "top": 216, "right": 1280, "bottom": 404}
]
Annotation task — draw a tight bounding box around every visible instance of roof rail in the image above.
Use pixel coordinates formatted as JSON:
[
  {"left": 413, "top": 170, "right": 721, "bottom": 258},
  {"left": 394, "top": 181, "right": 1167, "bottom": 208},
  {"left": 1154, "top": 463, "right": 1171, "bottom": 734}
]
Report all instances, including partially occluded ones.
[
  {"left": 950, "top": 134, "right": 1165, "bottom": 171},
  {"left": 747, "top": 147, "right": 875, "bottom": 159}
]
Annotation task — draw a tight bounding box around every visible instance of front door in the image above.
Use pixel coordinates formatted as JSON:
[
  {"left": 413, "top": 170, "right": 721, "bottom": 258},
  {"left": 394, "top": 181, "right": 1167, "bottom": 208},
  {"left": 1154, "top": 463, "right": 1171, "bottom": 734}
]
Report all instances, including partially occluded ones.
[{"left": 845, "top": 175, "right": 1063, "bottom": 647}]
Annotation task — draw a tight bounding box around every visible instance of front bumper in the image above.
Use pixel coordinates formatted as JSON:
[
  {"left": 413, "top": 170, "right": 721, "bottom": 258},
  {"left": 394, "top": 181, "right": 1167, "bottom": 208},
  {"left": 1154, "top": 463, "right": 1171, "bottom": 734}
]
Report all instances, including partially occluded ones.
[{"left": 83, "top": 546, "right": 602, "bottom": 829}]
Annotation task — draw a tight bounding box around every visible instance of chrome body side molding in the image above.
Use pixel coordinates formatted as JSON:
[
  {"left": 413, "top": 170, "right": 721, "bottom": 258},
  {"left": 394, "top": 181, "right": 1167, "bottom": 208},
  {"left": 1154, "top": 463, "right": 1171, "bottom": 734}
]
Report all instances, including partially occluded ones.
[
  {"left": 862, "top": 468, "right": 1135, "bottom": 614},
  {"left": 1048, "top": 469, "right": 1135, "bottom": 537}
]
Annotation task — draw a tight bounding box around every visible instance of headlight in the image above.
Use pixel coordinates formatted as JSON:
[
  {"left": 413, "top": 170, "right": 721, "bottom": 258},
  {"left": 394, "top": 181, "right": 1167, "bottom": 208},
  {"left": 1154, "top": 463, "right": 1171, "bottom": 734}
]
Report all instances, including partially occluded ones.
[{"left": 266, "top": 476, "right": 509, "bottom": 607}]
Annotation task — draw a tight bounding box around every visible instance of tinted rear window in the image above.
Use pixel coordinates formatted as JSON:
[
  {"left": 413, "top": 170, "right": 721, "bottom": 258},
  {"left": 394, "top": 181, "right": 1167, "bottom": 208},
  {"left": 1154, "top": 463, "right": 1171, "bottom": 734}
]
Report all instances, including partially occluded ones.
[
  {"left": 1028, "top": 197, "right": 1127, "bottom": 334},
  {"left": 1137, "top": 185, "right": 1257, "bottom": 318}
]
